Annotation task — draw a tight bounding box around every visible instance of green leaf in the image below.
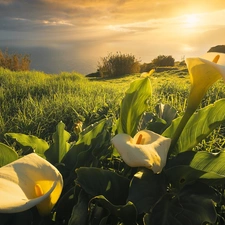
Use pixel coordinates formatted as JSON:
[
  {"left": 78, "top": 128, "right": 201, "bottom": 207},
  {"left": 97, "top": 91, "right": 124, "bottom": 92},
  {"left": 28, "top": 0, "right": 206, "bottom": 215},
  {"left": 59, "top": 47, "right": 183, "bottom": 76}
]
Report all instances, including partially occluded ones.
[
  {"left": 127, "top": 168, "right": 167, "bottom": 214},
  {"left": 0, "top": 143, "right": 18, "bottom": 167},
  {"left": 163, "top": 99, "right": 225, "bottom": 154},
  {"left": 76, "top": 118, "right": 110, "bottom": 145},
  {"left": 165, "top": 151, "right": 205, "bottom": 189},
  {"left": 117, "top": 77, "right": 152, "bottom": 137},
  {"left": 75, "top": 167, "right": 130, "bottom": 205},
  {"left": 5, "top": 133, "right": 49, "bottom": 157},
  {"left": 155, "top": 103, "right": 177, "bottom": 126},
  {"left": 55, "top": 187, "right": 77, "bottom": 224},
  {"left": 166, "top": 151, "right": 225, "bottom": 187},
  {"left": 144, "top": 182, "right": 217, "bottom": 225},
  {"left": 150, "top": 103, "right": 177, "bottom": 134},
  {"left": 68, "top": 190, "right": 89, "bottom": 225},
  {"left": 146, "top": 116, "right": 167, "bottom": 134},
  {"left": 45, "top": 121, "right": 70, "bottom": 164},
  {"left": 90, "top": 195, "right": 137, "bottom": 225},
  {"left": 61, "top": 118, "right": 112, "bottom": 171},
  {"left": 165, "top": 165, "right": 205, "bottom": 189},
  {"left": 189, "top": 151, "right": 225, "bottom": 185}
]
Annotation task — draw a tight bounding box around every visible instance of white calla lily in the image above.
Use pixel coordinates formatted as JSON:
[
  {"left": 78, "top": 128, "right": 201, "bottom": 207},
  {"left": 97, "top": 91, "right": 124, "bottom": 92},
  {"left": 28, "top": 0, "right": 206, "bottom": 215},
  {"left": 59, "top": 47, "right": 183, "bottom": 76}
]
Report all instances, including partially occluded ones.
[
  {"left": 111, "top": 130, "right": 171, "bottom": 173},
  {"left": 0, "top": 153, "right": 63, "bottom": 216}
]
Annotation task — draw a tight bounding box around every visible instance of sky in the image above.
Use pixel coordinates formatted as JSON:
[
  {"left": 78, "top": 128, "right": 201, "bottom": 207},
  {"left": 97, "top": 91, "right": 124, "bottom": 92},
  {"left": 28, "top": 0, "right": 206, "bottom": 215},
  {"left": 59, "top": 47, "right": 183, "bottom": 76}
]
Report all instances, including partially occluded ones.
[{"left": 0, "top": 0, "right": 225, "bottom": 74}]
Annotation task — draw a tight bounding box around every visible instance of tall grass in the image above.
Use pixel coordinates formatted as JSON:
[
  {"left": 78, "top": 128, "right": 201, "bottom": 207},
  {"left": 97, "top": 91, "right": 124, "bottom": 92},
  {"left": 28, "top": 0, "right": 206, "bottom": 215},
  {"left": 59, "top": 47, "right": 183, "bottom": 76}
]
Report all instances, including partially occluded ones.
[
  {"left": 0, "top": 68, "right": 127, "bottom": 141},
  {"left": 1, "top": 67, "right": 225, "bottom": 147}
]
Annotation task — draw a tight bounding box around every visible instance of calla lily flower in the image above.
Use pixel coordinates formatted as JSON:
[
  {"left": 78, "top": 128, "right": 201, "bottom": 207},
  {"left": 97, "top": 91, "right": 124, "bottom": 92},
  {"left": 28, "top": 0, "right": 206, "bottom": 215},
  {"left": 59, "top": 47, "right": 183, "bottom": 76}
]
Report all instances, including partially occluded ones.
[
  {"left": 170, "top": 52, "right": 225, "bottom": 151},
  {"left": 0, "top": 153, "right": 63, "bottom": 216},
  {"left": 185, "top": 52, "right": 225, "bottom": 111},
  {"left": 140, "top": 69, "right": 155, "bottom": 77},
  {"left": 111, "top": 130, "right": 171, "bottom": 173}
]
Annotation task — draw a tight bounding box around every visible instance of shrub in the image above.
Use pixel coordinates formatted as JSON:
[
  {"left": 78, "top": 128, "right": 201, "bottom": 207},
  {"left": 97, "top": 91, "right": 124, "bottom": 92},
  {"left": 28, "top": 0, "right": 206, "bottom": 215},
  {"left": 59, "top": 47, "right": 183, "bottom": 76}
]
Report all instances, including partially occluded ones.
[
  {"left": 0, "top": 49, "right": 31, "bottom": 71},
  {"left": 152, "top": 55, "right": 175, "bottom": 67},
  {"left": 140, "top": 62, "right": 155, "bottom": 73},
  {"left": 97, "top": 52, "right": 140, "bottom": 77}
]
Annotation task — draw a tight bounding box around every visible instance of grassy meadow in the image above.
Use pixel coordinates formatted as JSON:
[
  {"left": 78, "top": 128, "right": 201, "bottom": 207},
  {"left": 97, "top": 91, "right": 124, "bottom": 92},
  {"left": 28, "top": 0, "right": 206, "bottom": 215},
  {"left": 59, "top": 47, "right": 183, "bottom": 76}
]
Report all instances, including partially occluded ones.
[{"left": 1, "top": 66, "right": 225, "bottom": 150}]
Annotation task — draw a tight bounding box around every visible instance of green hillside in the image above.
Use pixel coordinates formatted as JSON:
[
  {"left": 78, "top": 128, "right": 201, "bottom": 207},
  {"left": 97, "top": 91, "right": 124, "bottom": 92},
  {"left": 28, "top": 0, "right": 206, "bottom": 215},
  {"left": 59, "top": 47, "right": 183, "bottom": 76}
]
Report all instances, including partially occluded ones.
[{"left": 0, "top": 67, "right": 225, "bottom": 146}]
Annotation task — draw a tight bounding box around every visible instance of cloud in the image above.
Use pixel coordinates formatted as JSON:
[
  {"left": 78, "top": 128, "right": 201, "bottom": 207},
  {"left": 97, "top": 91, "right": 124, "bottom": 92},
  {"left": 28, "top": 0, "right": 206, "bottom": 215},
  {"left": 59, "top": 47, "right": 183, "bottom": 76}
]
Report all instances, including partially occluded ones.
[
  {"left": 0, "top": 0, "right": 225, "bottom": 74},
  {"left": 1, "top": 0, "right": 225, "bottom": 30}
]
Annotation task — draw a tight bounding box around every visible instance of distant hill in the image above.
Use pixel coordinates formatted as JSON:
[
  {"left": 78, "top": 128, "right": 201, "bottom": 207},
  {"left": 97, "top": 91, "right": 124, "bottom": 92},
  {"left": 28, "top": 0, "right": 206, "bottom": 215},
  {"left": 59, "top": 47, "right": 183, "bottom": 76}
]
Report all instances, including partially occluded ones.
[{"left": 207, "top": 45, "right": 225, "bottom": 53}]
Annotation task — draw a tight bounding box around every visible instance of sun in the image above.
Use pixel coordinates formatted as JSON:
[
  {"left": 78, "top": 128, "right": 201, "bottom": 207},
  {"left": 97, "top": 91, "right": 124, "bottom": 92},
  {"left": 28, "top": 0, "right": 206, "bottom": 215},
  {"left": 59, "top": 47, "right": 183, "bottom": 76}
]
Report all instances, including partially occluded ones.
[{"left": 185, "top": 14, "right": 199, "bottom": 27}]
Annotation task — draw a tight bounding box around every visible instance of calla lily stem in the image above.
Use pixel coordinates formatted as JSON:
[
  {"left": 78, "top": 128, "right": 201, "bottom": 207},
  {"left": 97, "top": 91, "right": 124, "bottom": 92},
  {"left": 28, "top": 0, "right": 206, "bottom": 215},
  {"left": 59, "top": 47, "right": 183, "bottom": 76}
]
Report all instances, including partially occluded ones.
[{"left": 169, "top": 107, "right": 195, "bottom": 155}]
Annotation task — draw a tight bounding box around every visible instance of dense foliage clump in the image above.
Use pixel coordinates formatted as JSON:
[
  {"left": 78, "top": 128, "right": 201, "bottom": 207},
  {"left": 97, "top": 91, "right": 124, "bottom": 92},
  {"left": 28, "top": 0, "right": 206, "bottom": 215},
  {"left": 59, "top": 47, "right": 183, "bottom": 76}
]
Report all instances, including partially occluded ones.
[
  {"left": 0, "top": 49, "right": 31, "bottom": 71},
  {"left": 151, "top": 55, "right": 175, "bottom": 67},
  {"left": 97, "top": 52, "right": 140, "bottom": 77}
]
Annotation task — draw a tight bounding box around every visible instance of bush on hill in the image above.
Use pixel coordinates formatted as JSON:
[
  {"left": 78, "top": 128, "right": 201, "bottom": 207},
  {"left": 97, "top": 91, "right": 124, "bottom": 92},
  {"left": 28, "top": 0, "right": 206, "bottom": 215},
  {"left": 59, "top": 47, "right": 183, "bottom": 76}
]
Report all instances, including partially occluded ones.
[
  {"left": 140, "top": 62, "right": 155, "bottom": 73},
  {"left": 152, "top": 55, "right": 175, "bottom": 67},
  {"left": 97, "top": 52, "right": 140, "bottom": 78}
]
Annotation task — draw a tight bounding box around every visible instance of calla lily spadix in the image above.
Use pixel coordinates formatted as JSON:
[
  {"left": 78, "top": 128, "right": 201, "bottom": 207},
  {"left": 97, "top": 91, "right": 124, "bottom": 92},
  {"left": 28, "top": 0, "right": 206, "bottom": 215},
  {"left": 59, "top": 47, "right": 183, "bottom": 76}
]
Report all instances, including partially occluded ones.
[
  {"left": 170, "top": 52, "right": 225, "bottom": 152},
  {"left": 111, "top": 130, "right": 171, "bottom": 174},
  {"left": 0, "top": 153, "right": 63, "bottom": 216}
]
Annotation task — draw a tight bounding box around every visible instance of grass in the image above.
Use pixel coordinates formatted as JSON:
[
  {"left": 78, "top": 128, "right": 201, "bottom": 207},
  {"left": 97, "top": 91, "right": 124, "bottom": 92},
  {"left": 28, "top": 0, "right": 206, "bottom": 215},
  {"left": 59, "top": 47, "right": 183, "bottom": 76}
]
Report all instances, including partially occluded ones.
[{"left": 1, "top": 66, "right": 225, "bottom": 150}]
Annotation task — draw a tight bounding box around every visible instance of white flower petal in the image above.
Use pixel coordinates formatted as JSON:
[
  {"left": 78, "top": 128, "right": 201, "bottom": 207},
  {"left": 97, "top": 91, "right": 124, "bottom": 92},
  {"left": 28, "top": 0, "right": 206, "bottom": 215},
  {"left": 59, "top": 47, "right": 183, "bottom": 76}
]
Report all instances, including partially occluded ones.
[
  {"left": 201, "top": 53, "right": 225, "bottom": 81},
  {"left": 111, "top": 130, "right": 171, "bottom": 173},
  {"left": 201, "top": 52, "right": 225, "bottom": 65},
  {"left": 133, "top": 130, "right": 161, "bottom": 145},
  {"left": 0, "top": 153, "right": 63, "bottom": 215},
  {"left": 186, "top": 52, "right": 225, "bottom": 84}
]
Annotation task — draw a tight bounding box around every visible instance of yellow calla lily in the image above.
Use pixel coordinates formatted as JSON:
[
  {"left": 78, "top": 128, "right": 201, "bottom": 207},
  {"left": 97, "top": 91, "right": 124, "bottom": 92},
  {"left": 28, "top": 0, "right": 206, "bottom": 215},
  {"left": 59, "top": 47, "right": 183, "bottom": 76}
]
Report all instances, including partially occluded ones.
[
  {"left": 185, "top": 52, "right": 225, "bottom": 111},
  {"left": 0, "top": 153, "right": 63, "bottom": 216},
  {"left": 111, "top": 130, "right": 171, "bottom": 174},
  {"left": 170, "top": 52, "right": 225, "bottom": 152}
]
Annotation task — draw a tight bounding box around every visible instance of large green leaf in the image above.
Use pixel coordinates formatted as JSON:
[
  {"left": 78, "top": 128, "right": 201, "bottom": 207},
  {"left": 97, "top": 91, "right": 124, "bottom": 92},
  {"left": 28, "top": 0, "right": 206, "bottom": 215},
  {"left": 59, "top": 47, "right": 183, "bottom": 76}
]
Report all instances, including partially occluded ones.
[
  {"left": 165, "top": 151, "right": 204, "bottom": 189},
  {"left": 127, "top": 168, "right": 167, "bottom": 214},
  {"left": 163, "top": 99, "right": 225, "bottom": 154},
  {"left": 189, "top": 151, "right": 225, "bottom": 185},
  {"left": 89, "top": 195, "right": 137, "bottom": 225},
  {"left": 55, "top": 187, "right": 77, "bottom": 225},
  {"left": 147, "top": 103, "right": 177, "bottom": 134},
  {"left": 165, "top": 165, "right": 205, "bottom": 189},
  {"left": 144, "top": 182, "right": 217, "bottom": 225},
  {"left": 76, "top": 118, "right": 110, "bottom": 145},
  {"left": 61, "top": 118, "right": 112, "bottom": 171},
  {"left": 68, "top": 190, "right": 89, "bottom": 225},
  {"left": 0, "top": 143, "right": 18, "bottom": 167},
  {"left": 166, "top": 151, "right": 225, "bottom": 187},
  {"left": 5, "top": 133, "right": 49, "bottom": 157},
  {"left": 75, "top": 167, "right": 130, "bottom": 205},
  {"left": 45, "top": 121, "right": 71, "bottom": 164},
  {"left": 117, "top": 77, "right": 152, "bottom": 137}
]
